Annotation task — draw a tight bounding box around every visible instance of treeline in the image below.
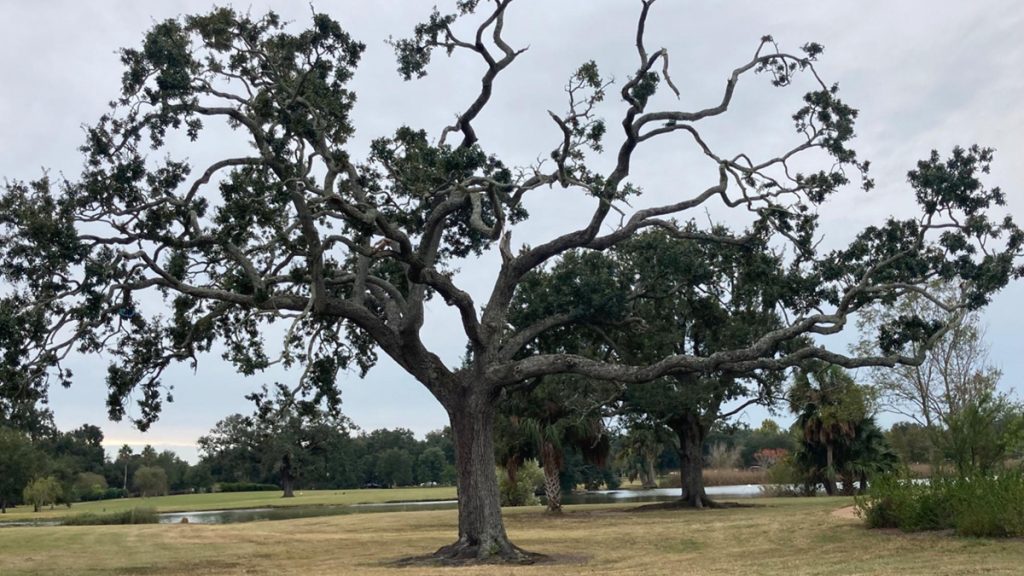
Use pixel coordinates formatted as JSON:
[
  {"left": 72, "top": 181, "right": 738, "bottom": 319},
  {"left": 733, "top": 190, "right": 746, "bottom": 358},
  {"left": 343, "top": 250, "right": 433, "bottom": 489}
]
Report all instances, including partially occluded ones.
[
  {"left": 0, "top": 424, "right": 191, "bottom": 512},
  {"left": 197, "top": 421, "right": 457, "bottom": 491}
]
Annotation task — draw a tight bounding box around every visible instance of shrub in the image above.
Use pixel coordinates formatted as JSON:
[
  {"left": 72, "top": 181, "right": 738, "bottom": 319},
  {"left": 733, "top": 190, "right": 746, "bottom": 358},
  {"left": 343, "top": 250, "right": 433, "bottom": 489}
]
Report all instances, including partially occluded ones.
[
  {"left": 759, "top": 456, "right": 816, "bottom": 497},
  {"left": 498, "top": 460, "right": 543, "bottom": 507},
  {"left": 952, "top": 471, "right": 1024, "bottom": 537},
  {"left": 215, "top": 482, "right": 282, "bottom": 493},
  {"left": 133, "top": 466, "right": 168, "bottom": 497},
  {"left": 63, "top": 507, "right": 158, "bottom": 526},
  {"left": 856, "top": 471, "right": 1024, "bottom": 537}
]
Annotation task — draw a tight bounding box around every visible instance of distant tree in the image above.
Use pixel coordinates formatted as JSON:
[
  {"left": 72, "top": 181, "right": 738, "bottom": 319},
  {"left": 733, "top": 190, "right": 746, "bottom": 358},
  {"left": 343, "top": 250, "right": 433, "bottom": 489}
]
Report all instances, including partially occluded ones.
[
  {"left": 615, "top": 419, "right": 665, "bottom": 490},
  {"left": 494, "top": 374, "right": 611, "bottom": 513},
  {"left": 23, "top": 476, "right": 61, "bottom": 512},
  {"left": 857, "top": 282, "right": 1005, "bottom": 465},
  {"left": 197, "top": 415, "right": 261, "bottom": 484},
  {"left": 134, "top": 466, "right": 169, "bottom": 497},
  {"left": 184, "top": 461, "right": 214, "bottom": 493},
  {"left": 200, "top": 385, "right": 351, "bottom": 497},
  {"left": 738, "top": 421, "right": 796, "bottom": 468},
  {"left": 943, "top": 393, "right": 1022, "bottom": 477},
  {"left": 885, "top": 422, "right": 932, "bottom": 465},
  {"left": 139, "top": 445, "right": 158, "bottom": 467},
  {"left": 417, "top": 447, "right": 447, "bottom": 485},
  {"left": 789, "top": 364, "right": 867, "bottom": 495},
  {"left": 0, "top": 427, "right": 42, "bottom": 513},
  {"left": 115, "top": 445, "right": 133, "bottom": 492},
  {"left": 74, "top": 472, "right": 109, "bottom": 500},
  {"left": 376, "top": 448, "right": 414, "bottom": 487}
]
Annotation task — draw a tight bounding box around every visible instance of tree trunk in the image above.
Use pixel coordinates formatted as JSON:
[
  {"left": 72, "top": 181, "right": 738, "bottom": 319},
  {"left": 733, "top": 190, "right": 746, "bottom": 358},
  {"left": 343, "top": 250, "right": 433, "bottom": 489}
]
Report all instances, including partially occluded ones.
[
  {"left": 822, "top": 444, "right": 837, "bottom": 496},
  {"left": 281, "top": 454, "right": 295, "bottom": 498},
  {"left": 839, "top": 470, "right": 855, "bottom": 496},
  {"left": 540, "top": 440, "right": 562, "bottom": 513},
  {"left": 1, "top": 497, "right": 6, "bottom": 513},
  {"left": 641, "top": 451, "right": 658, "bottom": 489},
  {"left": 675, "top": 416, "right": 714, "bottom": 508},
  {"left": 434, "top": 390, "right": 535, "bottom": 563}
]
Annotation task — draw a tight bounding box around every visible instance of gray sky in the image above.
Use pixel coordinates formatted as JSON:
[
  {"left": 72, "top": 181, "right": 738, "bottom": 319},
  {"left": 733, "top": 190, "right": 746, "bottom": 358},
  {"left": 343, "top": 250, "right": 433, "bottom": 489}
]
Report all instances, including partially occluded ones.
[{"left": 1, "top": 1, "right": 1021, "bottom": 462}]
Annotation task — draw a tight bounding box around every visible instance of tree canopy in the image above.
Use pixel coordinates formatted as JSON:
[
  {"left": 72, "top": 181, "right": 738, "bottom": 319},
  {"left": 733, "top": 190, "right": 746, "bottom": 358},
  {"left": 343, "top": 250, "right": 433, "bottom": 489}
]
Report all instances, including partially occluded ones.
[{"left": 0, "top": 0, "right": 1020, "bottom": 562}]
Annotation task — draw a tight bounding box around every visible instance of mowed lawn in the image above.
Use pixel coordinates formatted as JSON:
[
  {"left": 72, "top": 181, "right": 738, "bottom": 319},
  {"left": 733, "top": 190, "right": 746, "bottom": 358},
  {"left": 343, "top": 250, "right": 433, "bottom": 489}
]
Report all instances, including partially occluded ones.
[
  {"left": 0, "top": 487, "right": 457, "bottom": 522},
  {"left": 3, "top": 497, "right": 1024, "bottom": 575}
]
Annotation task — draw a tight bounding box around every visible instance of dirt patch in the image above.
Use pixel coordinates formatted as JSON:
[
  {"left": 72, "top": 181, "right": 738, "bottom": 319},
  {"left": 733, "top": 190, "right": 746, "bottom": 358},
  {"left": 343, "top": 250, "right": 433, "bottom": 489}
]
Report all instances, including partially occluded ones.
[{"left": 831, "top": 506, "right": 860, "bottom": 520}]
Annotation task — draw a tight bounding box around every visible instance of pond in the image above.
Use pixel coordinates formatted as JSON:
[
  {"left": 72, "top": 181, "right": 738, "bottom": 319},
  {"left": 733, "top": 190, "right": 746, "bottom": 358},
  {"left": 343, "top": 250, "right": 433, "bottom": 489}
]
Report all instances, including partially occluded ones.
[
  {"left": 156, "top": 484, "right": 768, "bottom": 525},
  {"left": 0, "top": 484, "right": 773, "bottom": 527}
]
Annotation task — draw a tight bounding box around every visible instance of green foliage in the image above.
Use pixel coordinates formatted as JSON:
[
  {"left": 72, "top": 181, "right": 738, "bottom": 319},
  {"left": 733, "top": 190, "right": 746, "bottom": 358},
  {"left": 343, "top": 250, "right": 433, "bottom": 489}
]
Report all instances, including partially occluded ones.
[
  {"left": 376, "top": 448, "right": 414, "bottom": 487},
  {"left": 73, "top": 472, "right": 108, "bottom": 501},
  {"left": 885, "top": 422, "right": 933, "bottom": 465},
  {"left": 133, "top": 466, "right": 169, "bottom": 497},
  {"left": 498, "top": 460, "right": 542, "bottom": 507},
  {"left": 22, "top": 476, "right": 61, "bottom": 511},
  {"left": 943, "top": 393, "right": 1021, "bottom": 477},
  {"left": 0, "top": 427, "right": 42, "bottom": 510},
  {"left": 215, "top": 482, "right": 281, "bottom": 493},
  {"left": 62, "top": 507, "right": 158, "bottom": 526},
  {"left": 416, "top": 447, "right": 446, "bottom": 484},
  {"left": 788, "top": 364, "right": 897, "bottom": 493},
  {"left": 857, "top": 471, "right": 1024, "bottom": 537}
]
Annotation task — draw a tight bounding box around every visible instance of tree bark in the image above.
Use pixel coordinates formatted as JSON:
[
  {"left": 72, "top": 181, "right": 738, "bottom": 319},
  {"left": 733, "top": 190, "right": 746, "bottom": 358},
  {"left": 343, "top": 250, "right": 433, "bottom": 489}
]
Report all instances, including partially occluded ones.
[
  {"left": 540, "top": 440, "right": 562, "bottom": 513},
  {"left": 641, "top": 451, "right": 658, "bottom": 489},
  {"left": 434, "top": 389, "right": 535, "bottom": 562},
  {"left": 281, "top": 454, "right": 295, "bottom": 498},
  {"left": 674, "top": 416, "right": 714, "bottom": 508},
  {"left": 822, "top": 444, "right": 837, "bottom": 496}
]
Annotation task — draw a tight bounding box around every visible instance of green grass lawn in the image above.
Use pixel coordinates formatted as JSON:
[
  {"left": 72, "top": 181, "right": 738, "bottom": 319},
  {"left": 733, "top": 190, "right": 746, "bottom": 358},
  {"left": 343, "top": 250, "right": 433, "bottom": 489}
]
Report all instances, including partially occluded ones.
[
  {"left": 2, "top": 497, "right": 1023, "bottom": 575},
  {"left": 0, "top": 486, "right": 457, "bottom": 522}
]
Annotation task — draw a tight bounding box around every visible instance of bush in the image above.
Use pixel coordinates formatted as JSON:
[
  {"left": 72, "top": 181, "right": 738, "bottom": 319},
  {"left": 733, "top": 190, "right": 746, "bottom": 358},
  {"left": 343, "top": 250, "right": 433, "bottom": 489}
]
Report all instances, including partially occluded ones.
[
  {"left": 78, "top": 487, "right": 128, "bottom": 502},
  {"left": 758, "top": 457, "right": 816, "bottom": 497},
  {"left": 856, "top": 471, "right": 1024, "bottom": 537},
  {"left": 856, "top": 474, "right": 954, "bottom": 531},
  {"left": 62, "top": 507, "right": 159, "bottom": 526},
  {"left": 215, "top": 482, "right": 281, "bottom": 493},
  {"left": 498, "top": 460, "right": 543, "bottom": 507},
  {"left": 952, "top": 472, "right": 1024, "bottom": 537}
]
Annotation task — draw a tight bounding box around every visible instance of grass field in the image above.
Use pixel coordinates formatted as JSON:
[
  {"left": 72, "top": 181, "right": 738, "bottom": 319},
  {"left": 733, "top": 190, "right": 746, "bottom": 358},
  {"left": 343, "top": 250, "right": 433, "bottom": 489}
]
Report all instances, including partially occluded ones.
[
  {"left": 0, "top": 486, "right": 457, "bottom": 522},
  {"left": 3, "top": 497, "right": 1023, "bottom": 575}
]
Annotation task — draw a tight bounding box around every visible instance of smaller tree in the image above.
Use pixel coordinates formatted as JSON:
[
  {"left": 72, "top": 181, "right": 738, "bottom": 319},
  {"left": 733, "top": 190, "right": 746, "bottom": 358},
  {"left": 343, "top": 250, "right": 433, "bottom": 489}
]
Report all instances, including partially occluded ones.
[
  {"left": 790, "top": 364, "right": 867, "bottom": 495},
  {"left": 417, "top": 447, "right": 446, "bottom": 485},
  {"left": 134, "top": 466, "right": 169, "bottom": 497},
  {"left": 857, "top": 282, "right": 1005, "bottom": 467},
  {"left": 74, "top": 472, "right": 109, "bottom": 500},
  {"left": 0, "top": 427, "right": 41, "bottom": 513},
  {"left": 376, "top": 448, "right": 414, "bottom": 488},
  {"left": 943, "top": 393, "right": 1021, "bottom": 477},
  {"left": 23, "top": 476, "right": 61, "bottom": 512}
]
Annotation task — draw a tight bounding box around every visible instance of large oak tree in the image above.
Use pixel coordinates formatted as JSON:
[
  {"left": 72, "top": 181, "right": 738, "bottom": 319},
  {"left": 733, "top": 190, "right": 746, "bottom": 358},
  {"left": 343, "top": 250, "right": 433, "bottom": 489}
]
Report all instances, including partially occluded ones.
[{"left": 0, "top": 0, "right": 1020, "bottom": 562}]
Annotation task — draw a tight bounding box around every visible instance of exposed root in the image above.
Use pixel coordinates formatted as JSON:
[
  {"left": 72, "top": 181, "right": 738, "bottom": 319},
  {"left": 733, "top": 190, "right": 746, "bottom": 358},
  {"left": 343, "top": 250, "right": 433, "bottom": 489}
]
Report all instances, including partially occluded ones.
[
  {"left": 632, "top": 498, "right": 759, "bottom": 512},
  {"left": 394, "top": 537, "right": 547, "bottom": 567}
]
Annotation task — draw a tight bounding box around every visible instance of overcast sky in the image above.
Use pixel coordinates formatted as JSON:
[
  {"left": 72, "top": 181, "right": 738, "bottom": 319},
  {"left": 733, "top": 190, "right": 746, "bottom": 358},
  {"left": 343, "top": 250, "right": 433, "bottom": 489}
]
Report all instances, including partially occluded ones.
[{"left": 1, "top": 1, "right": 1021, "bottom": 463}]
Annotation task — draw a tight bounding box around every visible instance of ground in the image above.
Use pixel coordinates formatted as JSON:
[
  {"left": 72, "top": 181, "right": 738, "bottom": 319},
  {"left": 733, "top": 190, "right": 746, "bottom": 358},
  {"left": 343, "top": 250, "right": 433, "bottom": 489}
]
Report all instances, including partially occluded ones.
[
  {"left": 0, "top": 486, "right": 457, "bottom": 522},
  {"left": 2, "top": 497, "right": 1023, "bottom": 575}
]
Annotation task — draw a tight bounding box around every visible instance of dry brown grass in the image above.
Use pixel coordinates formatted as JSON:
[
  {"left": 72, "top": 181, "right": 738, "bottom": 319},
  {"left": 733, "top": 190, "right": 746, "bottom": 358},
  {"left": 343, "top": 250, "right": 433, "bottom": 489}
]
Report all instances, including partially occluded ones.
[{"left": 3, "top": 498, "right": 1023, "bottom": 575}]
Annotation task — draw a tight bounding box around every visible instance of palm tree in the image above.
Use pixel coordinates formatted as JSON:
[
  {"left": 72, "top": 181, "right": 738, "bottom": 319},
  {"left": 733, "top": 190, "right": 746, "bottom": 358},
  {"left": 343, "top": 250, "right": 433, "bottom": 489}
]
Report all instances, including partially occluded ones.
[
  {"left": 494, "top": 376, "right": 611, "bottom": 512},
  {"left": 615, "top": 419, "right": 664, "bottom": 490},
  {"left": 789, "top": 364, "right": 866, "bottom": 495}
]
